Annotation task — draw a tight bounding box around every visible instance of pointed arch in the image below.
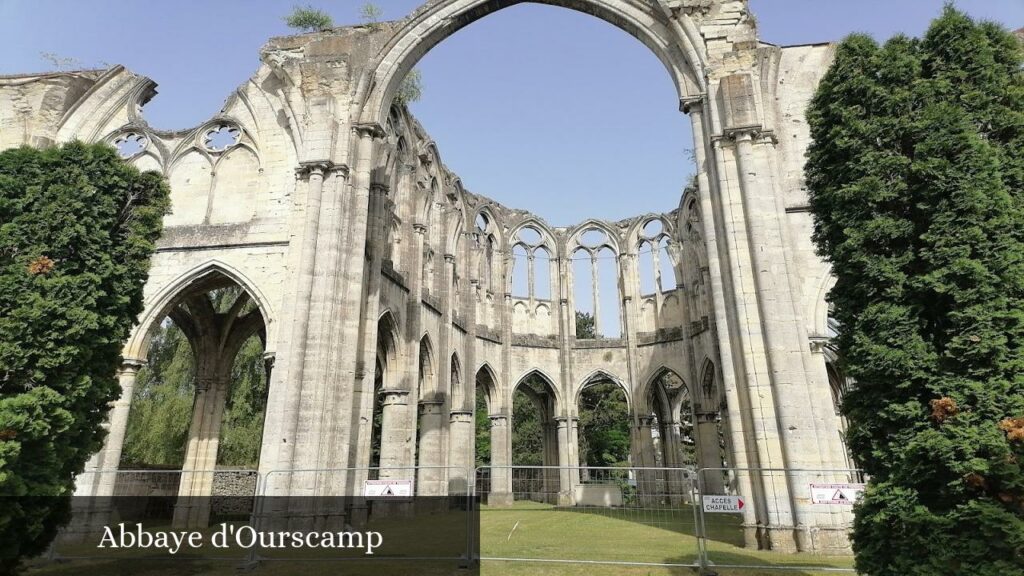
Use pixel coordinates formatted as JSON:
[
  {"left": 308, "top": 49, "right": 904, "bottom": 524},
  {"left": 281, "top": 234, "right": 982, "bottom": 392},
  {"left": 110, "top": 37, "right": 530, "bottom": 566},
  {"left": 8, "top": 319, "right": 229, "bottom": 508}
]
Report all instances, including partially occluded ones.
[
  {"left": 568, "top": 218, "right": 622, "bottom": 254},
  {"left": 124, "top": 260, "right": 274, "bottom": 361},
  {"left": 512, "top": 368, "right": 561, "bottom": 413},
  {"left": 575, "top": 368, "right": 632, "bottom": 412},
  {"left": 475, "top": 362, "right": 500, "bottom": 413}
]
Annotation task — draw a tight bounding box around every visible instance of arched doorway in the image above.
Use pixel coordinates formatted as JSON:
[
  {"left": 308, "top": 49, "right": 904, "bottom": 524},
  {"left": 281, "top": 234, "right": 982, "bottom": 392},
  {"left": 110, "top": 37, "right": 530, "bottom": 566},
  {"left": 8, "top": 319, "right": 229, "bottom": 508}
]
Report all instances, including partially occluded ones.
[
  {"left": 511, "top": 371, "right": 561, "bottom": 504},
  {"left": 118, "top": 271, "right": 269, "bottom": 528}
]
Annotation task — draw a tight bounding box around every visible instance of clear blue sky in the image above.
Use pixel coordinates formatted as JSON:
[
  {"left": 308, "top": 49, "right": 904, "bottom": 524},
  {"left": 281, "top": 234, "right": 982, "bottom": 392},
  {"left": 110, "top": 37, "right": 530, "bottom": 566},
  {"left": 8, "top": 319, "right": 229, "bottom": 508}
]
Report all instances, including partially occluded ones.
[{"left": 2, "top": 0, "right": 1021, "bottom": 228}]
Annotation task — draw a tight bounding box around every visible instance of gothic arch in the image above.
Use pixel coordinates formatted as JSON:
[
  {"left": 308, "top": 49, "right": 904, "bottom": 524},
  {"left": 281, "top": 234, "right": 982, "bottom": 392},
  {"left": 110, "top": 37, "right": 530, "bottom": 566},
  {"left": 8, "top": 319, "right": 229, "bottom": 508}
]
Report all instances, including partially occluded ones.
[
  {"left": 124, "top": 260, "right": 275, "bottom": 361},
  {"left": 574, "top": 368, "right": 632, "bottom": 413},
  {"left": 476, "top": 362, "right": 500, "bottom": 413},
  {"left": 568, "top": 218, "right": 622, "bottom": 255},
  {"left": 512, "top": 368, "right": 562, "bottom": 413},
  {"left": 641, "top": 366, "right": 688, "bottom": 414},
  {"left": 355, "top": 0, "right": 706, "bottom": 127}
]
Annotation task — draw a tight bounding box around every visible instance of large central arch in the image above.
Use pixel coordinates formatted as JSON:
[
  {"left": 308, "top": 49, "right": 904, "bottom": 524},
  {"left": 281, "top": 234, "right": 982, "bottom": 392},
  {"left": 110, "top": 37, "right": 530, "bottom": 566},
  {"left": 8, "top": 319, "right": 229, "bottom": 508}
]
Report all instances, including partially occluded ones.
[{"left": 355, "top": 0, "right": 707, "bottom": 126}]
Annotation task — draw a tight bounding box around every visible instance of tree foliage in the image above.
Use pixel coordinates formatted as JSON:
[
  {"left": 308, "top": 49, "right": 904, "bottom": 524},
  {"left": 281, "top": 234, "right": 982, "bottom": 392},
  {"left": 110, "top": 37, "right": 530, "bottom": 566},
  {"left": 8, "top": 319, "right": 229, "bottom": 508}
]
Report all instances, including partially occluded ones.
[
  {"left": 394, "top": 69, "right": 424, "bottom": 106},
  {"left": 0, "top": 142, "right": 169, "bottom": 570},
  {"left": 575, "top": 311, "right": 596, "bottom": 339},
  {"left": 578, "top": 382, "right": 630, "bottom": 467},
  {"left": 806, "top": 8, "right": 1024, "bottom": 574},
  {"left": 284, "top": 4, "right": 333, "bottom": 32}
]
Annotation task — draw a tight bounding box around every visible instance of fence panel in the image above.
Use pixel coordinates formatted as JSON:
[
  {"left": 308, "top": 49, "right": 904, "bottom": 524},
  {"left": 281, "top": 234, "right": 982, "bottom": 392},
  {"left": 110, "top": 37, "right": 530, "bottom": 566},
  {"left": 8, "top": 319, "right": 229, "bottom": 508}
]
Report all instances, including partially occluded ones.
[
  {"left": 475, "top": 465, "right": 701, "bottom": 568},
  {"left": 695, "top": 466, "right": 862, "bottom": 574}
]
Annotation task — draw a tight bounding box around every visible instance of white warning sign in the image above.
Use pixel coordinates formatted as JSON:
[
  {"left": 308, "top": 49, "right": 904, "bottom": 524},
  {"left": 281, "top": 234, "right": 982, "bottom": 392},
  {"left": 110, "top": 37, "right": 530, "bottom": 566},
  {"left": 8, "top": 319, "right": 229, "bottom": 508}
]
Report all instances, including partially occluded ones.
[
  {"left": 810, "top": 483, "right": 864, "bottom": 505},
  {"left": 702, "top": 495, "right": 745, "bottom": 513},
  {"left": 363, "top": 479, "right": 414, "bottom": 499}
]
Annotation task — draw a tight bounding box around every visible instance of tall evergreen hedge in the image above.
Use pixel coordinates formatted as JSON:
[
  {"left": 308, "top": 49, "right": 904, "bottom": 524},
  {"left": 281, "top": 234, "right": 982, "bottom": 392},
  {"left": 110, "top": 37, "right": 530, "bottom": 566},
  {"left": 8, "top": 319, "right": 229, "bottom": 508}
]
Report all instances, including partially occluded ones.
[
  {"left": 0, "top": 142, "right": 168, "bottom": 570},
  {"left": 806, "top": 8, "right": 1024, "bottom": 574}
]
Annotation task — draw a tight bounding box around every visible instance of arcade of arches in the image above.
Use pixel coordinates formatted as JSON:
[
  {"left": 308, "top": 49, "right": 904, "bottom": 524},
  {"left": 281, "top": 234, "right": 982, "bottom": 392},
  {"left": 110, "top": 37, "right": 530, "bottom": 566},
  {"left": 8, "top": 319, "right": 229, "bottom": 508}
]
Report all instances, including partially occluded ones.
[{"left": 2, "top": 0, "right": 859, "bottom": 555}]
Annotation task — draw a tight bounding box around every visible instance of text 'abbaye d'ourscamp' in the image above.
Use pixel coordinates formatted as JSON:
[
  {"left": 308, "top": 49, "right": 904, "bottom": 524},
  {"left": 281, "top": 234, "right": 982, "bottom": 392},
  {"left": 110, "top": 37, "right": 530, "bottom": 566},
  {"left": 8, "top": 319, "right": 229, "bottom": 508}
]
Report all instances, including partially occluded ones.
[{"left": 98, "top": 523, "right": 383, "bottom": 555}]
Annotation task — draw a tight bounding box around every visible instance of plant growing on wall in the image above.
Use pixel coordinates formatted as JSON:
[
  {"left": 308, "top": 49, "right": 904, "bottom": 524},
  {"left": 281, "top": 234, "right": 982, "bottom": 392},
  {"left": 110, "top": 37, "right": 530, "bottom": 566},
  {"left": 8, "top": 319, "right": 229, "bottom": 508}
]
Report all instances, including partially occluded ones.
[
  {"left": 284, "top": 4, "right": 333, "bottom": 32},
  {"left": 0, "top": 142, "right": 169, "bottom": 571},
  {"left": 395, "top": 69, "right": 424, "bottom": 106},
  {"left": 806, "top": 7, "right": 1024, "bottom": 575}
]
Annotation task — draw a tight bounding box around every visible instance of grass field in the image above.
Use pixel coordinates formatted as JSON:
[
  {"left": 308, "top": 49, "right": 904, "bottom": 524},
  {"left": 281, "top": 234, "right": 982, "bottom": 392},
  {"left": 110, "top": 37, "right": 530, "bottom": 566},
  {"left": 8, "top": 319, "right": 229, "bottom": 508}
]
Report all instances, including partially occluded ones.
[{"left": 24, "top": 501, "right": 856, "bottom": 576}]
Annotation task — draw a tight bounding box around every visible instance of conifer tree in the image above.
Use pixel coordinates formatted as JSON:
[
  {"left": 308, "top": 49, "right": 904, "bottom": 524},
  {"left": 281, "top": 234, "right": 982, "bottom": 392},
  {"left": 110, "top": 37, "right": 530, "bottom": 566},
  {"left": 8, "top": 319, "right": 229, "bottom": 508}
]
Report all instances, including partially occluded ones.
[
  {"left": 0, "top": 142, "right": 168, "bottom": 569},
  {"left": 806, "top": 8, "right": 1024, "bottom": 574}
]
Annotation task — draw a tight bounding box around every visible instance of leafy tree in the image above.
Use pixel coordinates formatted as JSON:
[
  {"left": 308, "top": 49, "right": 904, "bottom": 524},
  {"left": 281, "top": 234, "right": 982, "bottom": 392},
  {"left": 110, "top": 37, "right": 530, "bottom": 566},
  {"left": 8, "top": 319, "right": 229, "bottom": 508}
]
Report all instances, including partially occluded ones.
[
  {"left": 806, "top": 8, "right": 1024, "bottom": 575},
  {"left": 578, "top": 382, "right": 630, "bottom": 467},
  {"left": 511, "top": 388, "right": 543, "bottom": 466},
  {"left": 394, "top": 69, "right": 424, "bottom": 106},
  {"left": 284, "top": 4, "right": 333, "bottom": 32},
  {"left": 575, "top": 311, "right": 596, "bottom": 339},
  {"left": 119, "top": 322, "right": 194, "bottom": 468},
  {"left": 0, "top": 142, "right": 168, "bottom": 570}
]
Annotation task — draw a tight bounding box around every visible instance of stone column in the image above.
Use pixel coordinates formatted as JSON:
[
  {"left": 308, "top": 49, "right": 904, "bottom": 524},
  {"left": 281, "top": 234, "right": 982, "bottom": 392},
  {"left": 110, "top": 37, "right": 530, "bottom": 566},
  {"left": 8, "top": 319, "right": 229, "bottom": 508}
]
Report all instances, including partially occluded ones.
[
  {"left": 555, "top": 417, "right": 576, "bottom": 506},
  {"left": 635, "top": 416, "right": 660, "bottom": 504},
  {"left": 274, "top": 163, "right": 329, "bottom": 490},
  {"left": 173, "top": 375, "right": 230, "bottom": 529},
  {"left": 447, "top": 410, "right": 474, "bottom": 495},
  {"left": 378, "top": 389, "right": 411, "bottom": 476},
  {"left": 76, "top": 360, "right": 144, "bottom": 498},
  {"left": 416, "top": 400, "right": 445, "bottom": 495},
  {"left": 488, "top": 414, "right": 513, "bottom": 505},
  {"left": 695, "top": 412, "right": 726, "bottom": 495},
  {"left": 683, "top": 99, "right": 763, "bottom": 543}
]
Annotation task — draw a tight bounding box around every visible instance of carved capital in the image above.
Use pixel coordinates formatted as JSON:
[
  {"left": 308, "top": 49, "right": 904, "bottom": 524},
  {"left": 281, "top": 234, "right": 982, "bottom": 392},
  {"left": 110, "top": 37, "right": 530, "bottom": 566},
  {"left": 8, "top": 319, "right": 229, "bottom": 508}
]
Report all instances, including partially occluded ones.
[
  {"left": 680, "top": 95, "right": 705, "bottom": 114},
  {"left": 444, "top": 253, "right": 456, "bottom": 263},
  {"left": 379, "top": 388, "right": 411, "bottom": 406},
  {"left": 352, "top": 122, "right": 386, "bottom": 139},
  {"left": 809, "top": 336, "right": 831, "bottom": 354},
  {"left": 370, "top": 182, "right": 390, "bottom": 196},
  {"left": 412, "top": 221, "right": 428, "bottom": 234},
  {"left": 449, "top": 410, "right": 474, "bottom": 424},
  {"left": 295, "top": 161, "right": 348, "bottom": 180},
  {"left": 120, "top": 358, "right": 146, "bottom": 374}
]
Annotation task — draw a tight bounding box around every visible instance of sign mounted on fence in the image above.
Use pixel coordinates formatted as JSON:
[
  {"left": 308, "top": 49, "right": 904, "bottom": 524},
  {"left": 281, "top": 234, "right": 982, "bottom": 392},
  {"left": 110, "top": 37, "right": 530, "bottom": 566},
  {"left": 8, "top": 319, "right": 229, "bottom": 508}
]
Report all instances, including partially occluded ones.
[
  {"left": 810, "top": 483, "right": 864, "bottom": 505},
  {"left": 363, "top": 479, "right": 414, "bottom": 498},
  {"left": 702, "top": 495, "right": 745, "bottom": 513}
]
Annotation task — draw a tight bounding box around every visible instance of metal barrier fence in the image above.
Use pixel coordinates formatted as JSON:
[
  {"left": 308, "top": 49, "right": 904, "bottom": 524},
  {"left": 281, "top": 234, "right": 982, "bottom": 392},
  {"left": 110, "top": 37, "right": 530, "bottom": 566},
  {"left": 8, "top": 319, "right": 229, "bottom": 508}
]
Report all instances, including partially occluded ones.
[
  {"left": 474, "top": 465, "right": 703, "bottom": 568},
  {"left": 45, "top": 465, "right": 866, "bottom": 573},
  {"left": 695, "top": 466, "right": 863, "bottom": 574}
]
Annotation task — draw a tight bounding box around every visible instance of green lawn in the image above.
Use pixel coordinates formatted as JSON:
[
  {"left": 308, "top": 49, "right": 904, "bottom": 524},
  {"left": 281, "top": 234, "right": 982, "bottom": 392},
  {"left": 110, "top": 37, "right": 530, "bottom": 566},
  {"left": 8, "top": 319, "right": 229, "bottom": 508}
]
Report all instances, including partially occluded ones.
[{"left": 25, "top": 501, "right": 856, "bottom": 576}]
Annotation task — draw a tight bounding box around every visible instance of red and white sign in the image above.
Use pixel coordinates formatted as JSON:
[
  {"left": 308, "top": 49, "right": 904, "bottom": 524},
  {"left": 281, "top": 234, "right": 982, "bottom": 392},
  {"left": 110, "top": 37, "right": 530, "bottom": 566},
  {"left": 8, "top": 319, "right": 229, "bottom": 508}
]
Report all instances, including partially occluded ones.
[
  {"left": 810, "top": 483, "right": 864, "bottom": 505},
  {"left": 363, "top": 479, "right": 414, "bottom": 498},
  {"left": 702, "top": 495, "right": 745, "bottom": 513}
]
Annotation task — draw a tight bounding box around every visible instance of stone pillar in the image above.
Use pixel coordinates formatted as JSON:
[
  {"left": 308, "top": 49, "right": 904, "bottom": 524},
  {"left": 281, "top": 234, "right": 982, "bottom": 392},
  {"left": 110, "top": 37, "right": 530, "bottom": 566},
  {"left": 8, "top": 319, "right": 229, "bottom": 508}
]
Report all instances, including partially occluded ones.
[
  {"left": 173, "top": 375, "right": 230, "bottom": 529},
  {"left": 76, "top": 360, "right": 144, "bottom": 498},
  {"left": 555, "top": 417, "right": 576, "bottom": 506},
  {"left": 695, "top": 412, "right": 726, "bottom": 495},
  {"left": 416, "top": 400, "right": 445, "bottom": 495},
  {"left": 378, "top": 389, "right": 411, "bottom": 476},
  {"left": 447, "top": 410, "right": 474, "bottom": 495},
  {"left": 635, "top": 416, "right": 660, "bottom": 504},
  {"left": 488, "top": 415, "right": 513, "bottom": 505},
  {"left": 274, "top": 163, "right": 329, "bottom": 490}
]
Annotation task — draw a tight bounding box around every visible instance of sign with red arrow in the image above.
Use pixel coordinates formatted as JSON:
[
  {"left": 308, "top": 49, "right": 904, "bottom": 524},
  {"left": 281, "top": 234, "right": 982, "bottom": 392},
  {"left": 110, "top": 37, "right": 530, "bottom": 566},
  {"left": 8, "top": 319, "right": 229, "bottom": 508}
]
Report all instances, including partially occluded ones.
[{"left": 702, "top": 495, "right": 745, "bottom": 513}]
